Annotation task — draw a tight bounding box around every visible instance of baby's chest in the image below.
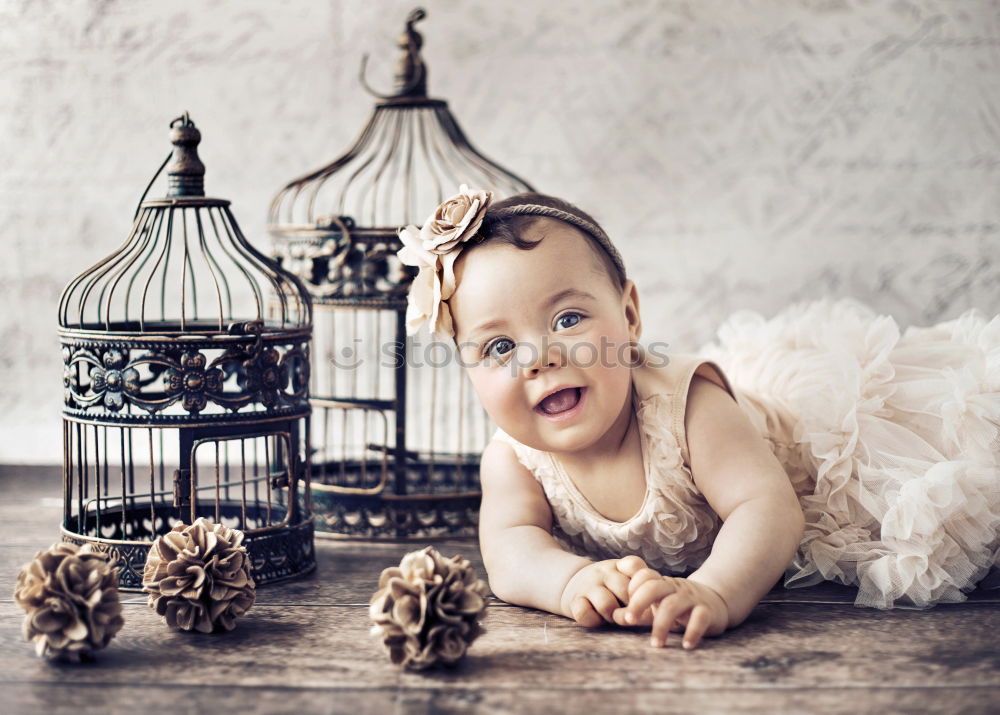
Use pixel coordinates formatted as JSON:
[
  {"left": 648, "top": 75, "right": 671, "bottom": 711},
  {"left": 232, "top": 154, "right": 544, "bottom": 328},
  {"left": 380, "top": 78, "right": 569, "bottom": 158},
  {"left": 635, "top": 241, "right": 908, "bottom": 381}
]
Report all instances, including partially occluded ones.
[{"left": 568, "top": 455, "right": 647, "bottom": 523}]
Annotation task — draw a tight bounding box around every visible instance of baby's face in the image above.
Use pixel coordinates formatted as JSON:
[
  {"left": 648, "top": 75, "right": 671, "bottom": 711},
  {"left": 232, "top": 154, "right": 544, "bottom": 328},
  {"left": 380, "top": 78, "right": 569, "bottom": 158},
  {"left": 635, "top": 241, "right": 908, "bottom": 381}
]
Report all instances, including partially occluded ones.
[{"left": 449, "top": 218, "right": 641, "bottom": 455}]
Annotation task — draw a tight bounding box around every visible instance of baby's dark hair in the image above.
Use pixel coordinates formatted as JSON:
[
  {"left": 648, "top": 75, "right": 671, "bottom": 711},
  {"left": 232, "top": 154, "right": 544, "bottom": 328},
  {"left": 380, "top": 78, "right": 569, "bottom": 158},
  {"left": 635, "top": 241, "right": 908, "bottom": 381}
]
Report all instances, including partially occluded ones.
[{"left": 471, "top": 192, "right": 627, "bottom": 291}]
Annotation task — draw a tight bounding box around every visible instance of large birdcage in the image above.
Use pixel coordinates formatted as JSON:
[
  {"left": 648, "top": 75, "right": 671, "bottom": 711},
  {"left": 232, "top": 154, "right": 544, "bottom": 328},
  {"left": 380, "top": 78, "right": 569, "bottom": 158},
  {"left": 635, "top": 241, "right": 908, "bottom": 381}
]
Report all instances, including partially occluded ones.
[
  {"left": 59, "top": 113, "right": 316, "bottom": 589},
  {"left": 268, "top": 8, "right": 533, "bottom": 538}
]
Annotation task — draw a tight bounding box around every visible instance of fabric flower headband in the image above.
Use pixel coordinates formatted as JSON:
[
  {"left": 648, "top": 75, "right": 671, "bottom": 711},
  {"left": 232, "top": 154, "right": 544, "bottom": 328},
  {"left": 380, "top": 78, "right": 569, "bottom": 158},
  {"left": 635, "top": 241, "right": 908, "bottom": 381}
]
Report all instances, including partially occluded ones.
[
  {"left": 397, "top": 184, "right": 493, "bottom": 339},
  {"left": 397, "top": 185, "right": 627, "bottom": 339}
]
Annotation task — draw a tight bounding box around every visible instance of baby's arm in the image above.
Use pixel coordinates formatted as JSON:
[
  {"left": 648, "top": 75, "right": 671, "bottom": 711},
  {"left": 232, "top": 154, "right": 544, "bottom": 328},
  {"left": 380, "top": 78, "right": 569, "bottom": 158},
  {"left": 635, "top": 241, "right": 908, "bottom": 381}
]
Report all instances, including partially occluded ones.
[
  {"left": 478, "top": 439, "right": 630, "bottom": 625},
  {"left": 615, "top": 375, "right": 805, "bottom": 646},
  {"left": 682, "top": 375, "right": 805, "bottom": 625}
]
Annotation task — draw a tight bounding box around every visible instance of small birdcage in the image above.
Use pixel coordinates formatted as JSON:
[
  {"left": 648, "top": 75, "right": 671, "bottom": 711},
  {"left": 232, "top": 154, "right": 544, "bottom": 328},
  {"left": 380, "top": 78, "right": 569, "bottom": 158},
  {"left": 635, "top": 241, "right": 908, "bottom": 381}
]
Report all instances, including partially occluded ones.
[
  {"left": 59, "top": 114, "right": 315, "bottom": 589},
  {"left": 268, "top": 8, "right": 534, "bottom": 538}
]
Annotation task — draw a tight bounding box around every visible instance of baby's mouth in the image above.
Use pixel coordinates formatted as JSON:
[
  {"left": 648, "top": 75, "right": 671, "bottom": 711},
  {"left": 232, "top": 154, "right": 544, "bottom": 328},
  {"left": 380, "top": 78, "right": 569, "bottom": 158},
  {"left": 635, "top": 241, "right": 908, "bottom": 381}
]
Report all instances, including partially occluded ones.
[{"left": 535, "top": 387, "right": 583, "bottom": 415}]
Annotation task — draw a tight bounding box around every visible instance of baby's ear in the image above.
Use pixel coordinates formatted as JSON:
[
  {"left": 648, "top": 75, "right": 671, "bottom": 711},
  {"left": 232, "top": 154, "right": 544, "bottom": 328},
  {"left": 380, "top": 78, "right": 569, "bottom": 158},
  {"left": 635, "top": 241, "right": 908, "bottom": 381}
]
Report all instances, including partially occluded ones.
[{"left": 622, "top": 279, "right": 642, "bottom": 342}]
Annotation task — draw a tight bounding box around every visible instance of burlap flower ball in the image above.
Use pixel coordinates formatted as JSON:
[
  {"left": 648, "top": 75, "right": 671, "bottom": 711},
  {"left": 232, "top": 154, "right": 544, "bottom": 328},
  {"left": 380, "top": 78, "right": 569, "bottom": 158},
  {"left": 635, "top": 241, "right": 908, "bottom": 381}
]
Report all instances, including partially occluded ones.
[
  {"left": 13, "top": 542, "right": 124, "bottom": 661},
  {"left": 369, "top": 546, "right": 489, "bottom": 670},
  {"left": 143, "top": 518, "right": 255, "bottom": 633}
]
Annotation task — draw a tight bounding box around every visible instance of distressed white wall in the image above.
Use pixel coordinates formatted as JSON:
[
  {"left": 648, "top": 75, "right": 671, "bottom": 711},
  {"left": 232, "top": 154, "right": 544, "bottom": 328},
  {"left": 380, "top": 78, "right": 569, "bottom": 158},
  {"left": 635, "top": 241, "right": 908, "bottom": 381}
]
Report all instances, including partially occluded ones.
[{"left": 1, "top": 0, "right": 998, "bottom": 463}]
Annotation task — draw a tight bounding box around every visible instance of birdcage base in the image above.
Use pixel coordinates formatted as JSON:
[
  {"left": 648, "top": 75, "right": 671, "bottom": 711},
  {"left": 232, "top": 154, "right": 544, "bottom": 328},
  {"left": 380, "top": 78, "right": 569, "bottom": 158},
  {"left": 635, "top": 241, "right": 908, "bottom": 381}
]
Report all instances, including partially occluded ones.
[
  {"left": 62, "top": 502, "right": 316, "bottom": 591},
  {"left": 309, "top": 457, "right": 480, "bottom": 539}
]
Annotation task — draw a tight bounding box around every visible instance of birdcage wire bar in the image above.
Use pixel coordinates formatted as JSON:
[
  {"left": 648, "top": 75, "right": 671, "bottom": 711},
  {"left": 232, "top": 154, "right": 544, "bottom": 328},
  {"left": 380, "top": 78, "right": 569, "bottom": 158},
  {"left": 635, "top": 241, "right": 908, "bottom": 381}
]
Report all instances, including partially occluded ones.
[
  {"left": 268, "top": 8, "right": 534, "bottom": 538},
  {"left": 271, "top": 99, "right": 530, "bottom": 231},
  {"left": 60, "top": 200, "right": 307, "bottom": 336},
  {"left": 59, "top": 113, "right": 316, "bottom": 589}
]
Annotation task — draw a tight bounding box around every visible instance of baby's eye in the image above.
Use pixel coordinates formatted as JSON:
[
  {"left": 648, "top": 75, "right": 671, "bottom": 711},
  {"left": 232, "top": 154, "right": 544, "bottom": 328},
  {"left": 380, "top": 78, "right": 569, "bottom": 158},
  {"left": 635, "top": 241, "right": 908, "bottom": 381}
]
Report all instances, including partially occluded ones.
[
  {"left": 484, "top": 338, "right": 516, "bottom": 360},
  {"left": 555, "top": 313, "right": 583, "bottom": 330}
]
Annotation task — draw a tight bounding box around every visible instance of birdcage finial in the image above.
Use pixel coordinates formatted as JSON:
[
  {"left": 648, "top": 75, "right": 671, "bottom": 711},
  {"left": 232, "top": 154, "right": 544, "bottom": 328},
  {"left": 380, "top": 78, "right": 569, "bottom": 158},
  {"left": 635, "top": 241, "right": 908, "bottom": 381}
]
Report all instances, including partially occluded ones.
[
  {"left": 167, "top": 112, "right": 205, "bottom": 197},
  {"left": 360, "top": 7, "right": 428, "bottom": 100},
  {"left": 395, "top": 8, "right": 427, "bottom": 97}
]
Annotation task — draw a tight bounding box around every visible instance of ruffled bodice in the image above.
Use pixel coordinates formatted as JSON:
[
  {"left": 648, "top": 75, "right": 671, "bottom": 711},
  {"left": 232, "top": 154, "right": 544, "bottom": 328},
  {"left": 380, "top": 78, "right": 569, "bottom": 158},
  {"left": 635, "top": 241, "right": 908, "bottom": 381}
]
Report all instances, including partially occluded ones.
[{"left": 493, "top": 355, "right": 733, "bottom": 575}]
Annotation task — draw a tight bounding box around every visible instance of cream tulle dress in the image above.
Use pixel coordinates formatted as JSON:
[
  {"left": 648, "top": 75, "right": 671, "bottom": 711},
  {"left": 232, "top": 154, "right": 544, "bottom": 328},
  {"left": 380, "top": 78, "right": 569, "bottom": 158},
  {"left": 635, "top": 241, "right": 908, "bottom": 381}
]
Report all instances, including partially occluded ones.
[{"left": 493, "top": 298, "right": 1000, "bottom": 609}]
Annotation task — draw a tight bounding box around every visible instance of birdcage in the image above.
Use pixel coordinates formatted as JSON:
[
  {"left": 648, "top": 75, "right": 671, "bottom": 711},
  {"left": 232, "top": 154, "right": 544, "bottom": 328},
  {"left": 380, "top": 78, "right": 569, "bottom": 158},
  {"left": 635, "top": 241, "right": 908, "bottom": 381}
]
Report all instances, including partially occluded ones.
[
  {"left": 58, "top": 113, "right": 315, "bottom": 590},
  {"left": 268, "top": 8, "right": 533, "bottom": 538}
]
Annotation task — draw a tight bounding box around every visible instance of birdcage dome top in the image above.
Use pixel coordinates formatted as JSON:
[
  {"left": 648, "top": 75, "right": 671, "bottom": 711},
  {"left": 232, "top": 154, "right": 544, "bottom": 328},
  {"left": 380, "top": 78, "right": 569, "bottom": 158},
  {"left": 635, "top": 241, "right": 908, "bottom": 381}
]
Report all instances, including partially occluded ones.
[
  {"left": 268, "top": 8, "right": 533, "bottom": 236},
  {"left": 59, "top": 113, "right": 311, "bottom": 338}
]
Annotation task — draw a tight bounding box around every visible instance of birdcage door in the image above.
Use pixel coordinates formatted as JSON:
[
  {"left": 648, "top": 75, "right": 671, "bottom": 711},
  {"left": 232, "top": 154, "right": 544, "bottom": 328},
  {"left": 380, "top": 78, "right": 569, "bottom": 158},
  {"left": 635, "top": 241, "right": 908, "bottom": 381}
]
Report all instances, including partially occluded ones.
[{"left": 180, "top": 423, "right": 302, "bottom": 533}]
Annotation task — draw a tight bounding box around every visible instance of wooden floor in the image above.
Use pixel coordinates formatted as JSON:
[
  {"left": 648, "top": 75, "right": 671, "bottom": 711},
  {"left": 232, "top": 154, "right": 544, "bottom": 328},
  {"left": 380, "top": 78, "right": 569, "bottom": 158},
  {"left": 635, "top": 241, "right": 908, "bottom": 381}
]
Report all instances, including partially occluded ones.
[{"left": 2, "top": 466, "right": 999, "bottom": 714}]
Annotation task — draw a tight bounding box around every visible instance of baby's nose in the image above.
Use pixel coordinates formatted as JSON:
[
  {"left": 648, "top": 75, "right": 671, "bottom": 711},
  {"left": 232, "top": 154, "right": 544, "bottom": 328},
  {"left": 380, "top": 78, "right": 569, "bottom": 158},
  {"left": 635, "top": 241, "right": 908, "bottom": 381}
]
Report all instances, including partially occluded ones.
[
  {"left": 530, "top": 359, "right": 557, "bottom": 373},
  {"left": 517, "top": 339, "right": 564, "bottom": 373}
]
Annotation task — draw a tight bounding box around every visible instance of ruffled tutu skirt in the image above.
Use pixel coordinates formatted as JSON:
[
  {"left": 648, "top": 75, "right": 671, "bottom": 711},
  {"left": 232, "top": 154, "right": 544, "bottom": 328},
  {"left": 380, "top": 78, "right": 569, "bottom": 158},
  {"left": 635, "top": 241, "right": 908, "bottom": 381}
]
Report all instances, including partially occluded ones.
[{"left": 698, "top": 298, "right": 1000, "bottom": 609}]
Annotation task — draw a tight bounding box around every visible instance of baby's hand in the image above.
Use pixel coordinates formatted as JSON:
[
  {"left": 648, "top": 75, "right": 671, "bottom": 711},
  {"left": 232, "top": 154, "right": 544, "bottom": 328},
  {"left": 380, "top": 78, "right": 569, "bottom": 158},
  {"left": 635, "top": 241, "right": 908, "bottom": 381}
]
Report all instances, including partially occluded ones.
[
  {"left": 611, "top": 555, "right": 729, "bottom": 649},
  {"left": 559, "top": 559, "right": 632, "bottom": 628}
]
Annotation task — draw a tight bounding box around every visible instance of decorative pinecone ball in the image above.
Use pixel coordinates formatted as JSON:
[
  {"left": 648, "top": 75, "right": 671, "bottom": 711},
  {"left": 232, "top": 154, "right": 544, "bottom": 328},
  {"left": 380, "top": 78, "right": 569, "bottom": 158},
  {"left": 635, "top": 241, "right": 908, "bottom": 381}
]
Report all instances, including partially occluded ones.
[
  {"left": 369, "top": 546, "right": 489, "bottom": 670},
  {"left": 13, "top": 542, "right": 124, "bottom": 661},
  {"left": 143, "top": 518, "right": 255, "bottom": 633}
]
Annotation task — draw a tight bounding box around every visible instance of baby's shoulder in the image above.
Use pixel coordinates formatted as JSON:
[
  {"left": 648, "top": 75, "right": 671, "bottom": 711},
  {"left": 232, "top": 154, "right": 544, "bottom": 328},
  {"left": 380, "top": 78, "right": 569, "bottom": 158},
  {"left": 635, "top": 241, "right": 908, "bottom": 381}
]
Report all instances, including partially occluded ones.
[
  {"left": 486, "top": 429, "right": 551, "bottom": 484},
  {"left": 633, "top": 351, "right": 738, "bottom": 468},
  {"left": 480, "top": 437, "right": 534, "bottom": 484},
  {"left": 632, "top": 351, "right": 735, "bottom": 405}
]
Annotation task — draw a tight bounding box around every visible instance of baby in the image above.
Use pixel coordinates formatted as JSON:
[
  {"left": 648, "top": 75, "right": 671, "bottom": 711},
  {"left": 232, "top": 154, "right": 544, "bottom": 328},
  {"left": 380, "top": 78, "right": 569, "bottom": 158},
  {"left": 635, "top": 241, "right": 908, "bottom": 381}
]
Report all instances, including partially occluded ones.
[{"left": 396, "top": 186, "right": 805, "bottom": 649}]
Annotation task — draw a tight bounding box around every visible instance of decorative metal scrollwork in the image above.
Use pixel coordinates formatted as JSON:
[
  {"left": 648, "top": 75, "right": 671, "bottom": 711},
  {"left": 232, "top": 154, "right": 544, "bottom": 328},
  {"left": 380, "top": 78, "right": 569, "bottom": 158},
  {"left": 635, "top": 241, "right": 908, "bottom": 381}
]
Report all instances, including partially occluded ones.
[
  {"left": 62, "top": 337, "right": 311, "bottom": 420},
  {"left": 163, "top": 352, "right": 224, "bottom": 412},
  {"left": 271, "top": 225, "right": 410, "bottom": 300}
]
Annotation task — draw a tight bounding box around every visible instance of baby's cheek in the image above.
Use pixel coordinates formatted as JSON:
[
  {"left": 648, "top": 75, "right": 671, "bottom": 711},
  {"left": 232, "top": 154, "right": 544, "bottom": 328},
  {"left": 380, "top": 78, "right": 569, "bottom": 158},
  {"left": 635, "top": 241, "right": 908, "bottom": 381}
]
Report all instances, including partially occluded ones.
[
  {"left": 570, "top": 326, "right": 629, "bottom": 370},
  {"left": 469, "top": 369, "right": 522, "bottom": 423},
  {"left": 564, "top": 339, "right": 602, "bottom": 370},
  {"left": 602, "top": 333, "right": 635, "bottom": 372},
  {"left": 589, "top": 338, "right": 634, "bottom": 399}
]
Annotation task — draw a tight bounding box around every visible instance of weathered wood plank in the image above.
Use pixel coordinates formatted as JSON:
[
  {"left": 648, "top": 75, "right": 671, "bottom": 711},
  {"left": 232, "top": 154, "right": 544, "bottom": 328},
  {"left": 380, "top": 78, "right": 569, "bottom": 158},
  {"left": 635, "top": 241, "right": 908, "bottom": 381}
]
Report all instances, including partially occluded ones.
[
  {"left": 1, "top": 600, "right": 999, "bottom": 690},
  {"left": 1, "top": 682, "right": 998, "bottom": 715},
  {"left": 3, "top": 466, "right": 1000, "bottom": 713}
]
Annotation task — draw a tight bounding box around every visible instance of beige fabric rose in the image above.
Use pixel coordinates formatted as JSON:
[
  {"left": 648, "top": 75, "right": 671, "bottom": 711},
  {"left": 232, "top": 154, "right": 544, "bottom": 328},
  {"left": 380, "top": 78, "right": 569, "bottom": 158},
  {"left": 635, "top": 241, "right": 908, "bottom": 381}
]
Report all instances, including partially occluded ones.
[
  {"left": 143, "top": 518, "right": 256, "bottom": 633},
  {"left": 369, "top": 546, "right": 489, "bottom": 670},
  {"left": 397, "top": 185, "right": 493, "bottom": 338},
  {"left": 420, "top": 186, "right": 492, "bottom": 253},
  {"left": 13, "top": 542, "right": 124, "bottom": 660}
]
